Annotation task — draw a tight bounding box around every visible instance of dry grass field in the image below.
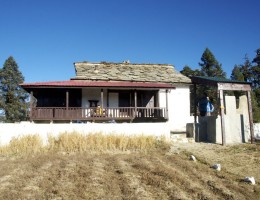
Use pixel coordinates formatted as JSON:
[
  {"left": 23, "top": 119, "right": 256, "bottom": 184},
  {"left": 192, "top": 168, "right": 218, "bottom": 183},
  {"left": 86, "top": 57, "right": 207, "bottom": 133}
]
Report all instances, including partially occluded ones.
[{"left": 0, "top": 133, "right": 259, "bottom": 199}]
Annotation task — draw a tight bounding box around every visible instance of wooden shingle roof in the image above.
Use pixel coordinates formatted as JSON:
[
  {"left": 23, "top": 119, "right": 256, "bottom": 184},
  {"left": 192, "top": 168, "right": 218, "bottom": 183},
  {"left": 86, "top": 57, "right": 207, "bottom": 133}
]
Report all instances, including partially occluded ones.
[{"left": 72, "top": 62, "right": 191, "bottom": 84}]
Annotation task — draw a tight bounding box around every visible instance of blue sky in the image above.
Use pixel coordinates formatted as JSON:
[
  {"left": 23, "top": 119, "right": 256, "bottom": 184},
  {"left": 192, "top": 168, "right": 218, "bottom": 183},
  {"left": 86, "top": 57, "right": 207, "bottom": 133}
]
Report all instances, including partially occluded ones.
[{"left": 0, "top": 0, "right": 259, "bottom": 83}]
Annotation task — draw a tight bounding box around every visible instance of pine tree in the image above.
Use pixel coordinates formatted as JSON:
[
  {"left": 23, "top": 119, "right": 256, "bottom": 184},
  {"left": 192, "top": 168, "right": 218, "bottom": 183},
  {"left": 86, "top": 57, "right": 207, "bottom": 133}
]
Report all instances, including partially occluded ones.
[
  {"left": 0, "top": 56, "right": 28, "bottom": 122},
  {"left": 180, "top": 65, "right": 203, "bottom": 114},
  {"left": 180, "top": 65, "right": 202, "bottom": 77},
  {"left": 251, "top": 49, "right": 260, "bottom": 122},
  {"left": 199, "top": 48, "right": 226, "bottom": 78},
  {"left": 230, "top": 52, "right": 260, "bottom": 122},
  {"left": 252, "top": 49, "right": 260, "bottom": 88},
  {"left": 230, "top": 65, "right": 244, "bottom": 81},
  {"left": 198, "top": 48, "right": 226, "bottom": 108}
]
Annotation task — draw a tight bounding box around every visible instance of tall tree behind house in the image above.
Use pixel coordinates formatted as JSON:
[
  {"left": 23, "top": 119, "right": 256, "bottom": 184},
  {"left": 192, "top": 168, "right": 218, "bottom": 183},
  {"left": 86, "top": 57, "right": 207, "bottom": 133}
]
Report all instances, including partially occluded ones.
[{"left": 0, "top": 56, "right": 28, "bottom": 122}]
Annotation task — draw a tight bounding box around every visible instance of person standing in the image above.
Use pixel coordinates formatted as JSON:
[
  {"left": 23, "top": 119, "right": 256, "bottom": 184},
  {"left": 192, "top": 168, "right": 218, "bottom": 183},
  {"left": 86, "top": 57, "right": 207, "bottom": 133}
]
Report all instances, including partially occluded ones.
[
  {"left": 206, "top": 97, "right": 214, "bottom": 116},
  {"left": 199, "top": 93, "right": 214, "bottom": 116},
  {"left": 199, "top": 93, "right": 208, "bottom": 116}
]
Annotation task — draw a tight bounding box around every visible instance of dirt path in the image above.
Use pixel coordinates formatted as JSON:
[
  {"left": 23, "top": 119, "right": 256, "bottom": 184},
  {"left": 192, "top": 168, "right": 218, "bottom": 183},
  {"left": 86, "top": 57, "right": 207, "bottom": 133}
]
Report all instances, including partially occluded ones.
[{"left": 0, "top": 143, "right": 259, "bottom": 199}]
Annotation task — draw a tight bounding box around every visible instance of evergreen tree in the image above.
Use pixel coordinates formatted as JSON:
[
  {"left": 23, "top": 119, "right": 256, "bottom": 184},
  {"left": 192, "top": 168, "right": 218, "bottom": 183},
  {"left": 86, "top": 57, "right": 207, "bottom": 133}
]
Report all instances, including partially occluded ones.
[
  {"left": 230, "top": 51, "right": 260, "bottom": 122},
  {"left": 180, "top": 65, "right": 202, "bottom": 77},
  {"left": 198, "top": 48, "right": 226, "bottom": 109},
  {"left": 230, "top": 65, "right": 245, "bottom": 102},
  {"left": 252, "top": 48, "right": 260, "bottom": 65},
  {"left": 199, "top": 48, "right": 226, "bottom": 78},
  {"left": 230, "top": 65, "right": 244, "bottom": 81},
  {"left": 0, "top": 56, "right": 28, "bottom": 122},
  {"left": 180, "top": 65, "right": 202, "bottom": 114},
  {"left": 251, "top": 48, "right": 260, "bottom": 122},
  {"left": 240, "top": 54, "right": 253, "bottom": 82},
  {"left": 252, "top": 49, "right": 260, "bottom": 88}
]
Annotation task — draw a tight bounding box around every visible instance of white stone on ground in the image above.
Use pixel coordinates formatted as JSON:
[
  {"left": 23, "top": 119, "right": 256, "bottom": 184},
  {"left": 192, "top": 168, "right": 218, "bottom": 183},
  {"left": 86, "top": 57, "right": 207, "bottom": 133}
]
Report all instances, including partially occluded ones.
[
  {"left": 244, "top": 177, "right": 256, "bottom": 185},
  {"left": 190, "top": 155, "right": 196, "bottom": 161},
  {"left": 211, "top": 164, "right": 221, "bottom": 171}
]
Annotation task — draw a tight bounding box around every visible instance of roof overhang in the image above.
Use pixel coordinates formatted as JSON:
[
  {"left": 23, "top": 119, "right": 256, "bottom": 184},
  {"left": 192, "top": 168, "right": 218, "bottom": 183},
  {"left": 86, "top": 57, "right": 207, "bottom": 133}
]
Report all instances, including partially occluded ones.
[
  {"left": 191, "top": 76, "right": 252, "bottom": 91},
  {"left": 20, "top": 80, "right": 176, "bottom": 91}
]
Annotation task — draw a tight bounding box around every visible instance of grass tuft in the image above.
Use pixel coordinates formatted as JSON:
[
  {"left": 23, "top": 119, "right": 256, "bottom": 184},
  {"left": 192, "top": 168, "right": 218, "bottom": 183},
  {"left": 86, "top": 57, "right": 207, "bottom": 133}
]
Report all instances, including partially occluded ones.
[{"left": 0, "top": 134, "right": 43, "bottom": 155}]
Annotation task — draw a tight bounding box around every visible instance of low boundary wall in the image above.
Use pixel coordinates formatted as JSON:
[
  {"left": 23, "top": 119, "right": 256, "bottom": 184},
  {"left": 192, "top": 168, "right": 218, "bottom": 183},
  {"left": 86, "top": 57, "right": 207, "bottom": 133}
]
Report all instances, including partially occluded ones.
[
  {"left": 255, "top": 123, "right": 260, "bottom": 139},
  {"left": 0, "top": 122, "right": 171, "bottom": 146}
]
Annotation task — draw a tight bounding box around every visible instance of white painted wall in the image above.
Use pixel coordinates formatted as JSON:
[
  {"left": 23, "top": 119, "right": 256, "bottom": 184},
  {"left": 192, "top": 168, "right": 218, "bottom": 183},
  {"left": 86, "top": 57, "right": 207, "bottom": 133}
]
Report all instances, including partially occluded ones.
[
  {"left": 0, "top": 122, "right": 171, "bottom": 146},
  {"left": 255, "top": 123, "right": 260, "bottom": 139},
  {"left": 159, "top": 86, "right": 193, "bottom": 132}
]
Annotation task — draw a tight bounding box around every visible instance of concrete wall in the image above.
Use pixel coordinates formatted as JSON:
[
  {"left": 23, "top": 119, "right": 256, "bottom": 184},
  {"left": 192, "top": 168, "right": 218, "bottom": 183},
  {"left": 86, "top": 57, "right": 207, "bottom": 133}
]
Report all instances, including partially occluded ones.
[
  {"left": 0, "top": 122, "right": 171, "bottom": 146},
  {"left": 255, "top": 123, "right": 260, "bottom": 139},
  {"left": 161, "top": 86, "right": 193, "bottom": 132},
  {"left": 196, "top": 95, "right": 252, "bottom": 144}
]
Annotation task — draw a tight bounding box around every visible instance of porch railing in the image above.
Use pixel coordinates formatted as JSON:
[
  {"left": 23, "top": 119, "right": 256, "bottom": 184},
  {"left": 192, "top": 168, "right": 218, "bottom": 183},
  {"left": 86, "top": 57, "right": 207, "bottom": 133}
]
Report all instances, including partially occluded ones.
[{"left": 31, "top": 107, "right": 167, "bottom": 121}]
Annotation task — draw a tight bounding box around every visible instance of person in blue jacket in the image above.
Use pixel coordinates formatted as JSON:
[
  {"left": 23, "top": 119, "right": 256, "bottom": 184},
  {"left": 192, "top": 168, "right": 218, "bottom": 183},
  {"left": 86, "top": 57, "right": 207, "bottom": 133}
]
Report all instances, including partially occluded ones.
[{"left": 199, "top": 93, "right": 214, "bottom": 116}]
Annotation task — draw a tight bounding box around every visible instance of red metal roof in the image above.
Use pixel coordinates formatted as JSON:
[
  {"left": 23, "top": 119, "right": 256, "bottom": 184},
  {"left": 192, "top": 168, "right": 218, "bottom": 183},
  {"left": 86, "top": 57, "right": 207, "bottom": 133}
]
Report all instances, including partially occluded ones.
[{"left": 20, "top": 80, "right": 175, "bottom": 89}]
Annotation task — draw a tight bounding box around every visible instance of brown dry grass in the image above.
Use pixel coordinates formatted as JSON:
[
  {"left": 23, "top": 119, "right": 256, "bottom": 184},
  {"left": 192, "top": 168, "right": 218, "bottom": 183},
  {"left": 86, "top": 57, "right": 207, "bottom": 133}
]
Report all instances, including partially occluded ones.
[
  {"left": 0, "top": 132, "right": 165, "bottom": 155},
  {"left": 0, "top": 135, "right": 259, "bottom": 199}
]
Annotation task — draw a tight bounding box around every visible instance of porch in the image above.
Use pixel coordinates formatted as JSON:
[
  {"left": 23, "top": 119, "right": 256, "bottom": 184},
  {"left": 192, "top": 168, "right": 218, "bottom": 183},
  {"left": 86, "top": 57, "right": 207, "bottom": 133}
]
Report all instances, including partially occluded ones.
[{"left": 31, "top": 107, "right": 167, "bottom": 122}]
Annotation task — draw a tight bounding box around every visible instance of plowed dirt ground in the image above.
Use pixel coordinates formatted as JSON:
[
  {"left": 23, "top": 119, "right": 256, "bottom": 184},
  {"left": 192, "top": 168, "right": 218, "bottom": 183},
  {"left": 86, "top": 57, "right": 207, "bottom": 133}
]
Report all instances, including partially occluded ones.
[{"left": 0, "top": 142, "right": 259, "bottom": 200}]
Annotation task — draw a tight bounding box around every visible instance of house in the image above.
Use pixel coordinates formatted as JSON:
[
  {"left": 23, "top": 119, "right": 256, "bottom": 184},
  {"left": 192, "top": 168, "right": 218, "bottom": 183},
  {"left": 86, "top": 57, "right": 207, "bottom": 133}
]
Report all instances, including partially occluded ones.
[{"left": 20, "top": 61, "right": 192, "bottom": 132}]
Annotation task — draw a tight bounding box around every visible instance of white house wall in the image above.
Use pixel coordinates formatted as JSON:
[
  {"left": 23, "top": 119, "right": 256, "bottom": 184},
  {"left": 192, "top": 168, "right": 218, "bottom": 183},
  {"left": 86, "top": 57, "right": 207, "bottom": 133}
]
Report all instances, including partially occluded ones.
[{"left": 159, "top": 86, "right": 193, "bottom": 132}]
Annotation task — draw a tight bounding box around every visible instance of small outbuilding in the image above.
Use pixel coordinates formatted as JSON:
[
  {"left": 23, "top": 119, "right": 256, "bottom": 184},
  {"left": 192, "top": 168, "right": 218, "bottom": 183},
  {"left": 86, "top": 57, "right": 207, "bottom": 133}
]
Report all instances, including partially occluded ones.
[{"left": 191, "top": 76, "right": 254, "bottom": 145}]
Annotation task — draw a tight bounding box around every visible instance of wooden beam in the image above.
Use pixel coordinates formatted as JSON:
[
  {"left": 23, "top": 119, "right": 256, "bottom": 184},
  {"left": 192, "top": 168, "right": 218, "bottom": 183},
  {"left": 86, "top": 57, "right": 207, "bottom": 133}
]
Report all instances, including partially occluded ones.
[
  {"left": 66, "top": 91, "right": 69, "bottom": 110},
  {"left": 134, "top": 90, "right": 137, "bottom": 116},
  {"left": 166, "top": 89, "right": 169, "bottom": 120},
  {"left": 218, "top": 83, "right": 251, "bottom": 91},
  {"left": 194, "top": 84, "right": 197, "bottom": 123},
  {"left": 66, "top": 91, "right": 69, "bottom": 119},
  {"left": 30, "top": 91, "right": 33, "bottom": 120},
  {"left": 107, "top": 90, "right": 109, "bottom": 107},
  {"left": 219, "top": 89, "right": 226, "bottom": 145},
  {"left": 154, "top": 91, "right": 158, "bottom": 107},
  {"left": 247, "top": 91, "right": 255, "bottom": 144},
  {"left": 101, "top": 89, "right": 104, "bottom": 109}
]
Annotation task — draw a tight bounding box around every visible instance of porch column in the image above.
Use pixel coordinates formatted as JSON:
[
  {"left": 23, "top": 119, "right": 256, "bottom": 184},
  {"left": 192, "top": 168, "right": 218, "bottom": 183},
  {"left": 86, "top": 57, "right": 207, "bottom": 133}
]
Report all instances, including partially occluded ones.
[
  {"left": 101, "top": 89, "right": 104, "bottom": 109},
  {"left": 219, "top": 89, "right": 226, "bottom": 145},
  {"left": 247, "top": 91, "right": 254, "bottom": 144},
  {"left": 30, "top": 91, "right": 33, "bottom": 120},
  {"left": 107, "top": 90, "right": 109, "bottom": 107},
  {"left": 134, "top": 90, "right": 137, "bottom": 117},
  {"left": 166, "top": 89, "right": 169, "bottom": 119},
  {"left": 66, "top": 91, "right": 69, "bottom": 119},
  {"left": 194, "top": 84, "right": 197, "bottom": 123},
  {"left": 66, "top": 91, "right": 69, "bottom": 109}
]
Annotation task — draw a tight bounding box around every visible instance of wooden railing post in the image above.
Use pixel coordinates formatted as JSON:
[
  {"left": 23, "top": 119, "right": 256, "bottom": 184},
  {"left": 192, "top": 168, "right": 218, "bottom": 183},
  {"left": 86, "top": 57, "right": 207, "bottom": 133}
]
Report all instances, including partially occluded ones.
[
  {"left": 134, "top": 90, "right": 137, "bottom": 117},
  {"left": 166, "top": 89, "right": 169, "bottom": 120},
  {"left": 66, "top": 91, "right": 69, "bottom": 119}
]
